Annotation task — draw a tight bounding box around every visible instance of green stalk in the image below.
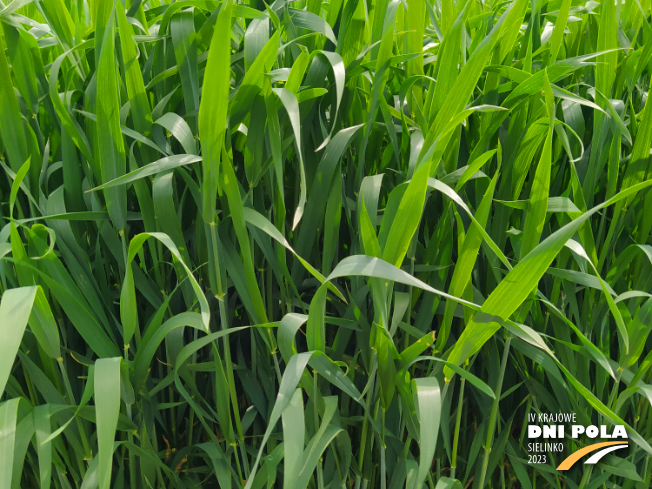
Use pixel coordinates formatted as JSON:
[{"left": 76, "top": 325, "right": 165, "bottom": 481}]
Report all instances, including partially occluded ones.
[
  {"left": 357, "top": 355, "right": 378, "bottom": 486},
  {"left": 233, "top": 442, "right": 245, "bottom": 487},
  {"left": 314, "top": 370, "right": 326, "bottom": 489},
  {"left": 380, "top": 409, "right": 386, "bottom": 489},
  {"left": 577, "top": 465, "right": 593, "bottom": 489},
  {"left": 120, "top": 233, "right": 137, "bottom": 488},
  {"left": 208, "top": 222, "right": 245, "bottom": 441},
  {"left": 58, "top": 359, "right": 92, "bottom": 459},
  {"left": 476, "top": 336, "right": 512, "bottom": 489},
  {"left": 450, "top": 376, "right": 466, "bottom": 480},
  {"left": 217, "top": 303, "right": 245, "bottom": 486},
  {"left": 125, "top": 346, "right": 137, "bottom": 489}
]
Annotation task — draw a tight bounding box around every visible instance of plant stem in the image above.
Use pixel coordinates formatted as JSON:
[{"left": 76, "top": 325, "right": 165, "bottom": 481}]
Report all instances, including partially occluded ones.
[
  {"left": 476, "top": 336, "right": 512, "bottom": 489},
  {"left": 450, "top": 376, "right": 466, "bottom": 480}
]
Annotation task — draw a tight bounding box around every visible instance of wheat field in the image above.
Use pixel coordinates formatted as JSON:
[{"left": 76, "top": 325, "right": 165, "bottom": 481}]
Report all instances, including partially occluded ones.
[{"left": 0, "top": 0, "right": 652, "bottom": 488}]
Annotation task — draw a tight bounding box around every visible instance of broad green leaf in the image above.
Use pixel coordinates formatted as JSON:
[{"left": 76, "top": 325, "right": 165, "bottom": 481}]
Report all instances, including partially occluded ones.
[
  {"left": 116, "top": 0, "right": 152, "bottom": 135},
  {"left": 272, "top": 88, "right": 306, "bottom": 229},
  {"left": 0, "top": 31, "right": 29, "bottom": 173},
  {"left": 282, "top": 389, "right": 305, "bottom": 489},
  {"left": 0, "top": 286, "right": 60, "bottom": 396},
  {"left": 444, "top": 180, "right": 652, "bottom": 380},
  {"left": 94, "top": 357, "right": 121, "bottom": 489},
  {"left": 0, "top": 398, "right": 21, "bottom": 489},
  {"left": 97, "top": 11, "right": 127, "bottom": 232},
  {"left": 88, "top": 154, "right": 202, "bottom": 191},
  {"left": 199, "top": 0, "right": 232, "bottom": 222},
  {"left": 520, "top": 71, "right": 554, "bottom": 259},
  {"left": 413, "top": 377, "right": 441, "bottom": 489},
  {"left": 382, "top": 161, "right": 429, "bottom": 268}
]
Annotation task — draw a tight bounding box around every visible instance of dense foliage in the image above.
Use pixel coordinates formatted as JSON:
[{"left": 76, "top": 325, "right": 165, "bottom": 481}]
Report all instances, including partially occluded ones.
[{"left": 1, "top": 0, "right": 652, "bottom": 488}]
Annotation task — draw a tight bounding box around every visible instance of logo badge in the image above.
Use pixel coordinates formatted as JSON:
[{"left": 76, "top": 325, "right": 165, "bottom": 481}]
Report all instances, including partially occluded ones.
[
  {"left": 526, "top": 412, "right": 628, "bottom": 470},
  {"left": 556, "top": 442, "right": 629, "bottom": 470}
]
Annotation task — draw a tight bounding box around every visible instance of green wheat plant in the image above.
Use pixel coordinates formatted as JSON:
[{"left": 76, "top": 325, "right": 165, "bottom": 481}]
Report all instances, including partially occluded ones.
[{"left": 1, "top": 0, "right": 652, "bottom": 488}]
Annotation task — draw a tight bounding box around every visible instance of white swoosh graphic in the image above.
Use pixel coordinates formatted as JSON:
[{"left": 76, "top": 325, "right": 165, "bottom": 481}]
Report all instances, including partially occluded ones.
[{"left": 584, "top": 444, "right": 628, "bottom": 464}]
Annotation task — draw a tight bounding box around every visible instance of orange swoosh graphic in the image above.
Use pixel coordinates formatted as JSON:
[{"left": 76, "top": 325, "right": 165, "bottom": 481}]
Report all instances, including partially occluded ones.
[{"left": 556, "top": 442, "right": 628, "bottom": 470}]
